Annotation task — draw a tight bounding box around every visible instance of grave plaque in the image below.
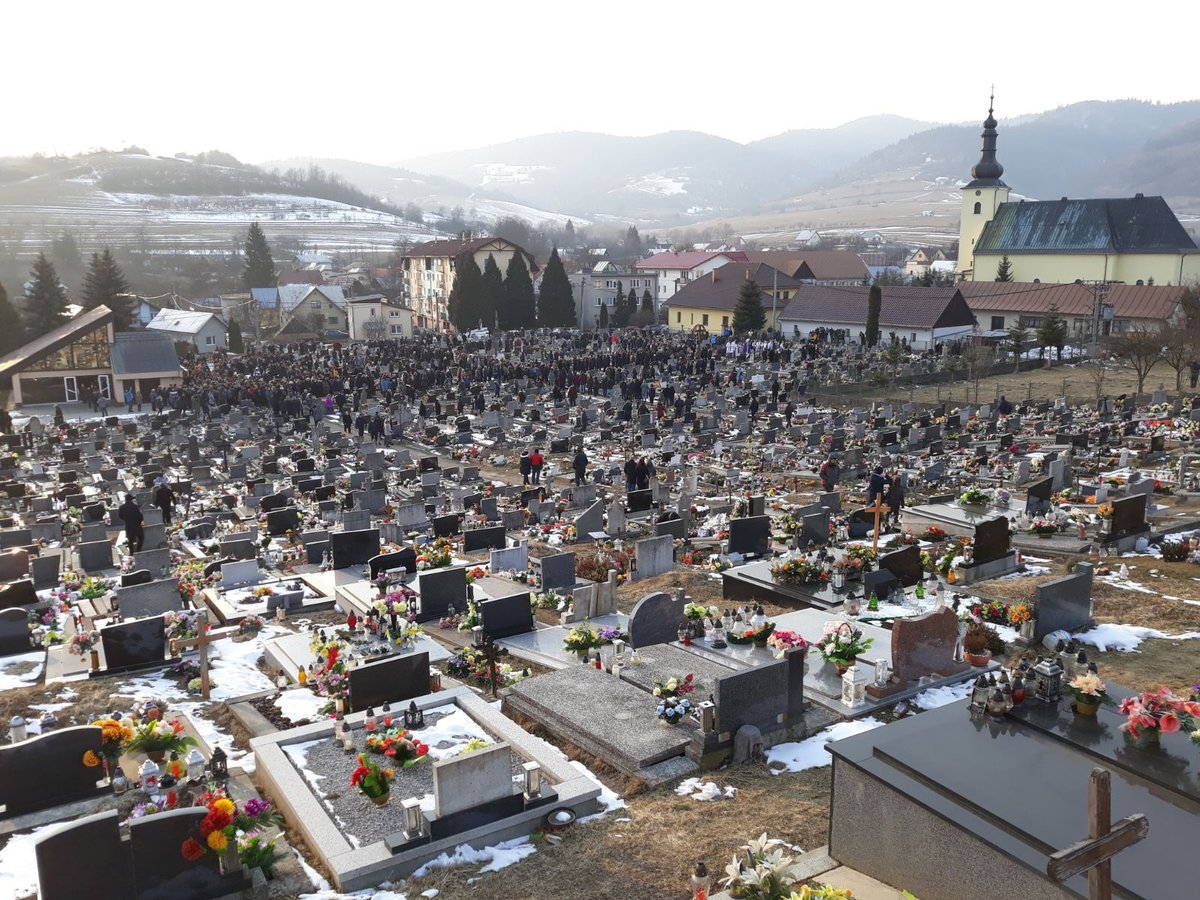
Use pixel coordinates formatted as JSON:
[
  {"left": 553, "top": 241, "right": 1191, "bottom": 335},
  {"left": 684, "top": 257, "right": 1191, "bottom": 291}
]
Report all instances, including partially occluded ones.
[
  {"left": 540, "top": 552, "right": 577, "bottom": 591},
  {"left": 416, "top": 567, "right": 466, "bottom": 621},
  {"left": 2, "top": 726, "right": 105, "bottom": 817},
  {"left": 266, "top": 507, "right": 302, "bottom": 536},
  {"left": 0, "top": 608, "right": 31, "bottom": 655},
  {"left": 220, "top": 559, "right": 261, "bottom": 589},
  {"left": 714, "top": 660, "right": 789, "bottom": 735},
  {"left": 480, "top": 592, "right": 534, "bottom": 639},
  {"left": 431, "top": 514, "right": 461, "bottom": 538},
  {"left": 626, "top": 489, "right": 653, "bottom": 513},
  {"left": 1035, "top": 562, "right": 1094, "bottom": 641},
  {"left": 1109, "top": 494, "right": 1146, "bottom": 538},
  {"left": 971, "top": 516, "right": 1011, "bottom": 565},
  {"left": 462, "top": 526, "right": 506, "bottom": 552},
  {"left": 368, "top": 548, "right": 417, "bottom": 580},
  {"left": 115, "top": 579, "right": 181, "bottom": 619},
  {"left": 432, "top": 742, "right": 515, "bottom": 819},
  {"left": 98, "top": 616, "right": 168, "bottom": 673},
  {"left": 330, "top": 528, "right": 380, "bottom": 569},
  {"left": 729, "top": 516, "right": 771, "bottom": 557},
  {"left": 634, "top": 534, "right": 674, "bottom": 580},
  {"left": 347, "top": 651, "right": 431, "bottom": 712}
]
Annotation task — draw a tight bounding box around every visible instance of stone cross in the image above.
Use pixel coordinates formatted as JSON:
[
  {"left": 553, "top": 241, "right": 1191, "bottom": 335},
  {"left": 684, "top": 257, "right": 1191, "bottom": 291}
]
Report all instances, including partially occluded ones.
[
  {"left": 176, "top": 623, "right": 240, "bottom": 699},
  {"left": 1046, "top": 767, "right": 1148, "bottom": 900}
]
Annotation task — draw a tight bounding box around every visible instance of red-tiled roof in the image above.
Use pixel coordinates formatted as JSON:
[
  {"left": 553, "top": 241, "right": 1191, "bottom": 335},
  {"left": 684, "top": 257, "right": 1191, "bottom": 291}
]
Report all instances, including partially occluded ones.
[
  {"left": 740, "top": 250, "right": 870, "bottom": 281},
  {"left": 634, "top": 251, "right": 746, "bottom": 271},
  {"left": 958, "top": 281, "right": 1185, "bottom": 321},
  {"left": 277, "top": 270, "right": 326, "bottom": 286},
  {"left": 668, "top": 263, "right": 801, "bottom": 311}
]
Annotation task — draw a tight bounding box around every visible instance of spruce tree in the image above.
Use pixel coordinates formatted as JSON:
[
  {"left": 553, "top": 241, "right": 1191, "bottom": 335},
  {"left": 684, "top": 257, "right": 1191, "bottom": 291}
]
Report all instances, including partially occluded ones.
[
  {"left": 598, "top": 301, "right": 609, "bottom": 330},
  {"left": 641, "top": 289, "right": 653, "bottom": 312},
  {"left": 0, "top": 282, "right": 24, "bottom": 353},
  {"left": 241, "top": 222, "right": 276, "bottom": 290},
  {"left": 480, "top": 254, "right": 505, "bottom": 330},
  {"left": 228, "top": 319, "right": 245, "bottom": 352},
  {"left": 865, "top": 284, "right": 882, "bottom": 347},
  {"left": 994, "top": 255, "right": 1013, "bottom": 282},
  {"left": 25, "top": 253, "right": 69, "bottom": 337},
  {"left": 732, "top": 279, "right": 766, "bottom": 334},
  {"left": 448, "top": 253, "right": 484, "bottom": 332},
  {"left": 1037, "top": 304, "right": 1068, "bottom": 361},
  {"left": 503, "top": 251, "right": 536, "bottom": 329},
  {"left": 81, "top": 248, "right": 133, "bottom": 330},
  {"left": 537, "top": 248, "right": 576, "bottom": 327}
]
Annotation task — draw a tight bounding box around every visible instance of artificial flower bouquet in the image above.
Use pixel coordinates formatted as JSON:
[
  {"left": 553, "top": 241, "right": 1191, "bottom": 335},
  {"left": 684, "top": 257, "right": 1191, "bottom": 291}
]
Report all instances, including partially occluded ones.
[
  {"left": 815, "top": 621, "right": 873, "bottom": 666},
  {"left": 350, "top": 753, "right": 395, "bottom": 799},
  {"left": 1067, "top": 672, "right": 1114, "bottom": 707},
  {"left": 563, "top": 624, "right": 603, "bottom": 653},
  {"left": 684, "top": 601, "right": 717, "bottom": 621},
  {"left": 67, "top": 630, "right": 98, "bottom": 656},
  {"left": 364, "top": 727, "right": 429, "bottom": 766},
  {"left": 958, "top": 487, "right": 990, "bottom": 506},
  {"left": 1119, "top": 687, "right": 1200, "bottom": 741},
  {"left": 126, "top": 719, "right": 198, "bottom": 756},
  {"left": 766, "top": 630, "right": 807, "bottom": 655},
  {"left": 180, "top": 790, "right": 280, "bottom": 861},
  {"left": 728, "top": 621, "right": 776, "bottom": 645}
]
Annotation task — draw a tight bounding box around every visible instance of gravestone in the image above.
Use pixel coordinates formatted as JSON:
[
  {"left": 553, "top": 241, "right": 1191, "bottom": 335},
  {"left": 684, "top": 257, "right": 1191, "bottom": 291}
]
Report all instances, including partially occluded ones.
[
  {"left": 1025, "top": 476, "right": 1053, "bottom": 515},
  {"left": 431, "top": 514, "right": 461, "bottom": 538},
  {"left": 1108, "top": 494, "right": 1147, "bottom": 539},
  {"left": 480, "top": 592, "right": 534, "bottom": 639},
  {"left": 0, "top": 548, "right": 29, "bottom": 581},
  {"left": 368, "top": 548, "right": 417, "bottom": 580},
  {"left": 655, "top": 517, "right": 686, "bottom": 540},
  {"left": 540, "top": 552, "right": 577, "bottom": 591},
  {"left": 120, "top": 570, "right": 153, "bottom": 588},
  {"left": 634, "top": 534, "right": 674, "bottom": 580},
  {"left": 463, "top": 526, "right": 507, "bottom": 552},
  {"left": 0, "top": 580, "right": 37, "bottom": 610},
  {"left": 626, "top": 489, "right": 653, "bottom": 513},
  {"left": 869, "top": 607, "right": 968, "bottom": 698},
  {"left": 341, "top": 509, "right": 372, "bottom": 532},
  {"left": 801, "top": 511, "right": 830, "bottom": 546},
  {"left": 489, "top": 541, "right": 528, "bottom": 574},
  {"left": 728, "top": 516, "right": 771, "bottom": 557},
  {"left": 393, "top": 501, "right": 429, "bottom": 529},
  {"left": 1, "top": 725, "right": 104, "bottom": 816},
  {"left": 266, "top": 507, "right": 302, "bottom": 536},
  {"left": 220, "top": 559, "right": 261, "bottom": 590},
  {"left": 416, "top": 567, "right": 466, "bottom": 621},
  {"left": 347, "top": 651, "right": 431, "bottom": 712},
  {"left": 1124, "top": 478, "right": 1154, "bottom": 513},
  {"left": 330, "top": 528, "right": 380, "bottom": 569},
  {"left": 878, "top": 545, "right": 923, "bottom": 587},
  {"left": 127, "top": 807, "right": 232, "bottom": 898},
  {"left": 0, "top": 607, "right": 31, "bottom": 656},
  {"left": 98, "top": 616, "right": 168, "bottom": 673},
  {"left": 1035, "top": 562, "right": 1095, "bottom": 642},
  {"left": 607, "top": 501, "right": 626, "bottom": 535},
  {"left": 30, "top": 552, "right": 60, "bottom": 589},
  {"left": 714, "top": 659, "right": 789, "bottom": 735},
  {"left": 36, "top": 810, "right": 133, "bottom": 900},
  {"left": 219, "top": 537, "right": 256, "bottom": 561},
  {"left": 115, "top": 579, "right": 181, "bottom": 619},
  {"left": 627, "top": 591, "right": 684, "bottom": 648},
  {"left": 432, "top": 742, "right": 515, "bottom": 818},
  {"left": 972, "top": 516, "right": 1011, "bottom": 565},
  {"left": 133, "top": 548, "right": 172, "bottom": 576},
  {"left": 78, "top": 540, "right": 114, "bottom": 573},
  {"left": 574, "top": 499, "right": 605, "bottom": 541}
]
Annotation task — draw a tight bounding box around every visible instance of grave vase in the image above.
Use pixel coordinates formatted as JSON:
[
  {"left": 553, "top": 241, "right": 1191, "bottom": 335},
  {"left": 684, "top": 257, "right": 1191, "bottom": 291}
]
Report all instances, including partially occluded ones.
[
  {"left": 89, "top": 649, "right": 100, "bottom": 672},
  {"left": 369, "top": 791, "right": 390, "bottom": 807},
  {"left": 833, "top": 657, "right": 856, "bottom": 677},
  {"left": 147, "top": 749, "right": 167, "bottom": 763},
  {"left": 219, "top": 840, "right": 242, "bottom": 875},
  {"left": 1019, "top": 618, "right": 1036, "bottom": 642},
  {"left": 1127, "top": 728, "right": 1161, "bottom": 750},
  {"left": 1073, "top": 698, "right": 1100, "bottom": 717}
]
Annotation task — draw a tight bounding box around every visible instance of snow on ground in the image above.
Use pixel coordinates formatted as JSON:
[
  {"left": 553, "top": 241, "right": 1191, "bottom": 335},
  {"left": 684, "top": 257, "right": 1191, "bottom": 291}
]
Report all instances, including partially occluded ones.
[
  {"left": 412, "top": 837, "right": 537, "bottom": 878},
  {"left": 0, "top": 652, "right": 45, "bottom": 692},
  {"left": 1073, "top": 623, "right": 1200, "bottom": 653},
  {"left": 568, "top": 760, "right": 626, "bottom": 821},
  {"left": 0, "top": 821, "right": 71, "bottom": 899},
  {"left": 912, "top": 680, "right": 973, "bottom": 710},
  {"left": 766, "top": 718, "right": 884, "bottom": 774},
  {"left": 674, "top": 777, "right": 736, "bottom": 801},
  {"left": 274, "top": 688, "right": 327, "bottom": 725}
]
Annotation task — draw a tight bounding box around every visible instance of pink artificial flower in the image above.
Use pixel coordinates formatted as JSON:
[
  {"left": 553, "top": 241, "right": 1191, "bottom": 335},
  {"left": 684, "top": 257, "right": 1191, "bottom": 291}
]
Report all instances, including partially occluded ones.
[
  {"left": 1159, "top": 712, "right": 1182, "bottom": 733},
  {"left": 1118, "top": 698, "right": 1137, "bottom": 715}
]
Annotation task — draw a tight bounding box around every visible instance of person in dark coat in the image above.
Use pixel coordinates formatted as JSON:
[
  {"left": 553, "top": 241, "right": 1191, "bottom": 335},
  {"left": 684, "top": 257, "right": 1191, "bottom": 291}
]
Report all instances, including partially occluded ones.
[
  {"left": 153, "top": 479, "right": 176, "bottom": 525},
  {"left": 634, "top": 457, "right": 650, "bottom": 491},
  {"left": 867, "top": 465, "right": 887, "bottom": 505},
  {"left": 118, "top": 494, "right": 145, "bottom": 553},
  {"left": 886, "top": 470, "right": 905, "bottom": 525},
  {"left": 624, "top": 457, "right": 637, "bottom": 492},
  {"left": 572, "top": 449, "right": 588, "bottom": 486},
  {"left": 819, "top": 457, "right": 840, "bottom": 493},
  {"left": 519, "top": 451, "right": 532, "bottom": 486}
]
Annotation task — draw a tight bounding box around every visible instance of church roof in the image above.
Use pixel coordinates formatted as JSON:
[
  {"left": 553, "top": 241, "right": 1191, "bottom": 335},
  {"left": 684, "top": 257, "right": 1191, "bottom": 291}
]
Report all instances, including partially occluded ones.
[
  {"left": 965, "top": 99, "right": 1006, "bottom": 189},
  {"left": 975, "top": 196, "right": 1198, "bottom": 255}
]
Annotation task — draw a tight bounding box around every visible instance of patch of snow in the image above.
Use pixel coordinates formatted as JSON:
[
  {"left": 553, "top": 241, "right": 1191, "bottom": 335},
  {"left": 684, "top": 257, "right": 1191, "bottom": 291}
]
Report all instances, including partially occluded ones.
[
  {"left": 0, "top": 821, "right": 68, "bottom": 898},
  {"left": 1073, "top": 623, "right": 1200, "bottom": 652},
  {"left": 274, "top": 688, "right": 327, "bottom": 725},
  {"left": 411, "top": 836, "right": 536, "bottom": 877},
  {"left": 568, "top": 760, "right": 627, "bottom": 821},
  {"left": 295, "top": 850, "right": 333, "bottom": 892},
  {"left": 675, "top": 777, "right": 736, "bottom": 801},
  {"left": 766, "top": 718, "right": 884, "bottom": 774},
  {"left": 912, "top": 680, "right": 973, "bottom": 710},
  {"left": 0, "top": 651, "right": 45, "bottom": 692}
]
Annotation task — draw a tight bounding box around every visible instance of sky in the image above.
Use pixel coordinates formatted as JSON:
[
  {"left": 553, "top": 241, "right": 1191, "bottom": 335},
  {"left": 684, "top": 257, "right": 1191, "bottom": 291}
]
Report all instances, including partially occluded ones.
[{"left": 6, "top": 0, "right": 1198, "bottom": 166}]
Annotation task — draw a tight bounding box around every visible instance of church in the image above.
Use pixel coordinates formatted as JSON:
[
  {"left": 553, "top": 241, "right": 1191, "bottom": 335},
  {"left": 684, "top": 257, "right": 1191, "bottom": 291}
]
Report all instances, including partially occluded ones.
[{"left": 957, "top": 101, "right": 1200, "bottom": 285}]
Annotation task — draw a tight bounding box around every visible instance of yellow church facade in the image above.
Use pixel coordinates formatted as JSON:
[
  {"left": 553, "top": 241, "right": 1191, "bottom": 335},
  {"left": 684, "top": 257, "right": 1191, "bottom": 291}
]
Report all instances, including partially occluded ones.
[{"left": 957, "top": 104, "right": 1200, "bottom": 286}]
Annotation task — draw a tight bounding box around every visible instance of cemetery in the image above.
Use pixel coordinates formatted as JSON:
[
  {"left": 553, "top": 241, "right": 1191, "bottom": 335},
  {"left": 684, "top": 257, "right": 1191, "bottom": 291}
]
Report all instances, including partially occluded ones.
[{"left": 0, "top": 332, "right": 1196, "bottom": 899}]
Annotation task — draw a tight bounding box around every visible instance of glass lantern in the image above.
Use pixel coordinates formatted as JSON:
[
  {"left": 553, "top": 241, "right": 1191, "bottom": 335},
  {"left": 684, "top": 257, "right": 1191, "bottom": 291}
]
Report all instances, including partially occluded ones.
[
  {"left": 840, "top": 664, "right": 870, "bottom": 709},
  {"left": 186, "top": 748, "right": 206, "bottom": 783},
  {"left": 139, "top": 759, "right": 162, "bottom": 797},
  {"left": 1032, "top": 656, "right": 1064, "bottom": 703}
]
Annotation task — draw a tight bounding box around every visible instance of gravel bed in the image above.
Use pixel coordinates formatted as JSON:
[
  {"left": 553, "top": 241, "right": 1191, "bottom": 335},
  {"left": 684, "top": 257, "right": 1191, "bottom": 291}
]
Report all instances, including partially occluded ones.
[{"left": 285, "top": 706, "right": 524, "bottom": 848}]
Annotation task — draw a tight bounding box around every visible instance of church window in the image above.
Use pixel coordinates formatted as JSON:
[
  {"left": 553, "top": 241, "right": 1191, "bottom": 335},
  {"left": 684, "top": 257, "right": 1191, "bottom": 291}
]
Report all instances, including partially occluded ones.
[{"left": 973, "top": 202, "right": 981, "bottom": 215}]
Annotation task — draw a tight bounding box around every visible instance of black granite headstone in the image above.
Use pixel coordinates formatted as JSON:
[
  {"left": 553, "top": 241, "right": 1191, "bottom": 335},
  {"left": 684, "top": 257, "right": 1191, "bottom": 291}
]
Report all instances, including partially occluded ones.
[
  {"left": 330, "top": 528, "right": 380, "bottom": 569},
  {"left": 98, "top": 616, "right": 168, "bottom": 673},
  {"left": 462, "top": 526, "right": 506, "bottom": 552},
  {"left": 348, "top": 651, "right": 430, "bottom": 712},
  {"left": 0, "top": 725, "right": 104, "bottom": 816},
  {"left": 416, "top": 567, "right": 466, "bottom": 621},
  {"left": 480, "top": 592, "right": 534, "bottom": 640},
  {"left": 266, "top": 507, "right": 302, "bottom": 536},
  {"left": 971, "top": 516, "right": 1011, "bottom": 565},
  {"left": 0, "top": 607, "right": 31, "bottom": 655},
  {"left": 432, "top": 514, "right": 461, "bottom": 538},
  {"left": 729, "top": 516, "right": 771, "bottom": 556},
  {"left": 369, "top": 549, "right": 417, "bottom": 580},
  {"left": 878, "top": 545, "right": 923, "bottom": 587}
]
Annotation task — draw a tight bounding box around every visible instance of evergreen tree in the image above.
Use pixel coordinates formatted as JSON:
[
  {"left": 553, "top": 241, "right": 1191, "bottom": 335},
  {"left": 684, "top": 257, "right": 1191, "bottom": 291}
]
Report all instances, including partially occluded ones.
[
  {"left": 732, "top": 279, "right": 766, "bottom": 334},
  {"left": 1005, "top": 324, "right": 1029, "bottom": 371},
  {"left": 598, "top": 301, "right": 609, "bottom": 330},
  {"left": 624, "top": 225, "right": 643, "bottom": 259},
  {"left": 641, "top": 289, "right": 653, "bottom": 312},
  {"left": 447, "top": 253, "right": 484, "bottom": 332},
  {"left": 995, "top": 255, "right": 1014, "bottom": 282},
  {"left": 502, "top": 251, "right": 536, "bottom": 329},
  {"left": 865, "top": 284, "right": 882, "bottom": 346},
  {"left": 50, "top": 232, "right": 84, "bottom": 292},
  {"left": 81, "top": 248, "right": 133, "bottom": 330},
  {"left": 480, "top": 253, "right": 505, "bottom": 330},
  {"left": 25, "top": 253, "right": 69, "bottom": 337},
  {"left": 1037, "top": 304, "right": 1069, "bottom": 361},
  {"left": 564, "top": 220, "right": 575, "bottom": 247},
  {"left": 0, "top": 282, "right": 24, "bottom": 353},
  {"left": 537, "top": 248, "right": 576, "bottom": 327},
  {"left": 228, "top": 319, "right": 244, "bottom": 353},
  {"left": 241, "top": 222, "right": 276, "bottom": 290}
]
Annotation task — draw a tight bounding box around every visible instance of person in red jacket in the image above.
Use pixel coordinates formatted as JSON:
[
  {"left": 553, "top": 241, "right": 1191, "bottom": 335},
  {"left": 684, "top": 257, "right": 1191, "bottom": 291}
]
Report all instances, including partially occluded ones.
[{"left": 529, "top": 448, "right": 544, "bottom": 485}]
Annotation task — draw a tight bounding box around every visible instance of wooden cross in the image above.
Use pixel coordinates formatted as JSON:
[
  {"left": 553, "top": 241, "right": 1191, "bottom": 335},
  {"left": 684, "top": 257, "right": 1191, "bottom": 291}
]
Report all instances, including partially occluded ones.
[
  {"left": 866, "top": 495, "right": 888, "bottom": 552},
  {"left": 176, "top": 623, "right": 240, "bottom": 700},
  {"left": 1047, "top": 768, "right": 1148, "bottom": 900},
  {"left": 476, "top": 637, "right": 509, "bottom": 699}
]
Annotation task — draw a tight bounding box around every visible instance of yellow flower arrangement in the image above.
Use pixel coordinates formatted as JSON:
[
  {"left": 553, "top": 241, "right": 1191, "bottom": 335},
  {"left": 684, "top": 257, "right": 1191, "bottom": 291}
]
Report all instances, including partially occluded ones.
[
  {"left": 82, "top": 750, "right": 100, "bottom": 767},
  {"left": 212, "top": 798, "right": 235, "bottom": 817},
  {"left": 206, "top": 831, "right": 228, "bottom": 851}
]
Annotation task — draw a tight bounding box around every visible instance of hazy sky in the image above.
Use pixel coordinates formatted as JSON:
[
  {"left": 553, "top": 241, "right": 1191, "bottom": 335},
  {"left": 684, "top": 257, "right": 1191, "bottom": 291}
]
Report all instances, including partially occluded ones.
[{"left": 8, "top": 0, "right": 1197, "bottom": 166}]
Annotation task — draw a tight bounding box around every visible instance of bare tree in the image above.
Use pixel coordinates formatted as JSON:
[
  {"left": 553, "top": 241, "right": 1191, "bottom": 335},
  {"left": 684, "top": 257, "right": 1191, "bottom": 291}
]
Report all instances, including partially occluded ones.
[
  {"left": 1109, "top": 327, "right": 1164, "bottom": 396},
  {"left": 1087, "top": 356, "right": 1108, "bottom": 402},
  {"left": 962, "top": 343, "right": 993, "bottom": 404},
  {"left": 1161, "top": 325, "right": 1200, "bottom": 391}
]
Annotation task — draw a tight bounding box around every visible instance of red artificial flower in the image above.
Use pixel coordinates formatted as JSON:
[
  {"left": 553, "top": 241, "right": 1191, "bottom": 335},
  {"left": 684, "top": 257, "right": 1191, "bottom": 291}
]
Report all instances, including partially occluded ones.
[
  {"left": 208, "top": 809, "right": 232, "bottom": 830},
  {"left": 181, "top": 838, "right": 204, "bottom": 861}
]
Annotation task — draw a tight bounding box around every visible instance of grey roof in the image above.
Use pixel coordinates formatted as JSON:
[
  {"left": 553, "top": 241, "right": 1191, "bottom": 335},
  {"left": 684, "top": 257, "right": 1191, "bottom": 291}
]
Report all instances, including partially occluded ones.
[
  {"left": 111, "top": 331, "right": 181, "bottom": 376},
  {"left": 975, "top": 196, "right": 1197, "bottom": 255},
  {"left": 779, "top": 285, "right": 975, "bottom": 330},
  {"left": 251, "top": 287, "right": 279, "bottom": 308},
  {"left": 146, "top": 308, "right": 225, "bottom": 335}
]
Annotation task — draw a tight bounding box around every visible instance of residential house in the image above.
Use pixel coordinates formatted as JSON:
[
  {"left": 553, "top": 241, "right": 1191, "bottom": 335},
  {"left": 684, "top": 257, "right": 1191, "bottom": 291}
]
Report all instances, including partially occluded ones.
[
  {"left": 145, "top": 309, "right": 229, "bottom": 353},
  {"left": 279, "top": 285, "right": 348, "bottom": 336},
  {"left": 573, "top": 265, "right": 659, "bottom": 329},
  {"left": 667, "top": 263, "right": 800, "bottom": 333},
  {"left": 634, "top": 250, "right": 747, "bottom": 307},
  {"left": 740, "top": 250, "right": 870, "bottom": 285},
  {"left": 958, "top": 102, "right": 1200, "bottom": 284},
  {"left": 792, "top": 230, "right": 823, "bottom": 248},
  {"left": 347, "top": 295, "right": 414, "bottom": 341},
  {"left": 277, "top": 270, "right": 326, "bottom": 286},
  {"left": 957, "top": 281, "right": 1186, "bottom": 339},
  {"left": 904, "top": 248, "right": 948, "bottom": 279},
  {"left": 400, "top": 236, "right": 538, "bottom": 330},
  {"left": 777, "top": 285, "right": 975, "bottom": 350},
  {"left": 0, "top": 306, "right": 181, "bottom": 405}
]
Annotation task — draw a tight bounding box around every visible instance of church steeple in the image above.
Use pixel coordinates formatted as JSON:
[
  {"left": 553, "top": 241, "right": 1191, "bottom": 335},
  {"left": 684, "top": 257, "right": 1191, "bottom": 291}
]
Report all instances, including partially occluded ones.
[{"left": 967, "top": 92, "right": 1006, "bottom": 187}]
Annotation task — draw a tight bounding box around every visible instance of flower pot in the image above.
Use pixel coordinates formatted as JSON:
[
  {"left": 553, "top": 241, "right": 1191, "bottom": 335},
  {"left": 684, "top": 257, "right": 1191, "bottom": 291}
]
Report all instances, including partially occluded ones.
[
  {"left": 1074, "top": 699, "right": 1100, "bottom": 717},
  {"left": 833, "top": 658, "right": 856, "bottom": 677},
  {"left": 1019, "top": 619, "right": 1036, "bottom": 641},
  {"left": 369, "top": 792, "right": 390, "bottom": 807},
  {"left": 965, "top": 649, "right": 992, "bottom": 667},
  {"left": 576, "top": 650, "right": 590, "bottom": 663},
  {"left": 1126, "top": 728, "right": 1161, "bottom": 750},
  {"left": 753, "top": 638, "right": 769, "bottom": 648},
  {"left": 1037, "top": 532, "right": 1053, "bottom": 539},
  {"left": 146, "top": 750, "right": 166, "bottom": 763}
]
